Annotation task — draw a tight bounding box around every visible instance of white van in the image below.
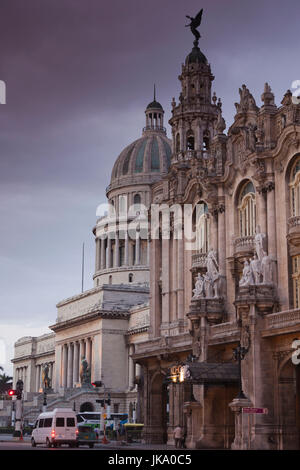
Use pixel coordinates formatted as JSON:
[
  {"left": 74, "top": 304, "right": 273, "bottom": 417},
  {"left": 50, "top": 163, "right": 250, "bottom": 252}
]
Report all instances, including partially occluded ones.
[{"left": 31, "top": 408, "right": 77, "bottom": 448}]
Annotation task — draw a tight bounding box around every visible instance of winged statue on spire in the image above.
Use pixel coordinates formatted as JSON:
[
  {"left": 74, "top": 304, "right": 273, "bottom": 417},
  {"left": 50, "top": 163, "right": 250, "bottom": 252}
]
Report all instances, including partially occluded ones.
[{"left": 185, "top": 8, "right": 203, "bottom": 45}]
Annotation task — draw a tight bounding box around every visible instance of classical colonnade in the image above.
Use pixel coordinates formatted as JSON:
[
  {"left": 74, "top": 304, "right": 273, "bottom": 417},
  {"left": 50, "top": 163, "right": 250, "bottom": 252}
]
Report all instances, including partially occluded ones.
[
  {"left": 60, "top": 337, "right": 93, "bottom": 389},
  {"left": 95, "top": 232, "right": 150, "bottom": 271}
]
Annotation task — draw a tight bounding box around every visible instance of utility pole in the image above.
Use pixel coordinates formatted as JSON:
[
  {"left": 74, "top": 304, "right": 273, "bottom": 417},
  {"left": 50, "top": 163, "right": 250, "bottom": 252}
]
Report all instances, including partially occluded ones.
[{"left": 13, "top": 380, "right": 23, "bottom": 440}]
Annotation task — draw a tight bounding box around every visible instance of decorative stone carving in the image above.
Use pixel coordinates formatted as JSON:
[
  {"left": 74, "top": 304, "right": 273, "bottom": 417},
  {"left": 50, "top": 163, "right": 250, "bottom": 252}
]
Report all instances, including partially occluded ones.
[
  {"left": 192, "top": 249, "right": 222, "bottom": 299},
  {"left": 239, "top": 228, "right": 275, "bottom": 287},
  {"left": 235, "top": 84, "right": 258, "bottom": 114},
  {"left": 239, "top": 260, "right": 254, "bottom": 287}
]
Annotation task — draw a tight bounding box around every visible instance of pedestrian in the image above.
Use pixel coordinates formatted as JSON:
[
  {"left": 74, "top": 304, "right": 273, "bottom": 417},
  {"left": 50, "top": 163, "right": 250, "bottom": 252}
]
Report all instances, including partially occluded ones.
[{"left": 173, "top": 424, "right": 183, "bottom": 448}]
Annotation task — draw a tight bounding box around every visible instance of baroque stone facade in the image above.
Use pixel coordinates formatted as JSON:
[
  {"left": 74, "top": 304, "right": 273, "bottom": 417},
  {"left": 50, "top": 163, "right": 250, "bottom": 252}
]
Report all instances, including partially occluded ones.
[
  {"left": 133, "top": 41, "right": 300, "bottom": 450},
  {"left": 11, "top": 98, "right": 171, "bottom": 421},
  {"left": 12, "top": 25, "right": 300, "bottom": 450}
]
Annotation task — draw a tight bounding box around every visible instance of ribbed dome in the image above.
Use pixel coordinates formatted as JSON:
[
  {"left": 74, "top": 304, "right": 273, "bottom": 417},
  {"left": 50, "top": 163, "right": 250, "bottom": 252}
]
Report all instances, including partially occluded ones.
[
  {"left": 185, "top": 44, "right": 207, "bottom": 65},
  {"left": 146, "top": 100, "right": 163, "bottom": 110},
  {"left": 109, "top": 133, "right": 172, "bottom": 188}
]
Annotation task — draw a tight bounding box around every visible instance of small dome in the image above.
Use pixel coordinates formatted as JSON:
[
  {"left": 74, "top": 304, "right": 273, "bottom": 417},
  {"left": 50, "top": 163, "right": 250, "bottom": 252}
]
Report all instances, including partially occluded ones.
[
  {"left": 109, "top": 133, "right": 172, "bottom": 190},
  {"left": 185, "top": 44, "right": 207, "bottom": 65},
  {"left": 146, "top": 100, "right": 163, "bottom": 110}
]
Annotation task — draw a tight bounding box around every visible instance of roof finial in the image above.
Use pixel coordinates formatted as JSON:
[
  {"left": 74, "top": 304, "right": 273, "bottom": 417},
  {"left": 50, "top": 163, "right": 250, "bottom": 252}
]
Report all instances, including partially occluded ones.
[{"left": 154, "top": 83, "right": 156, "bottom": 102}]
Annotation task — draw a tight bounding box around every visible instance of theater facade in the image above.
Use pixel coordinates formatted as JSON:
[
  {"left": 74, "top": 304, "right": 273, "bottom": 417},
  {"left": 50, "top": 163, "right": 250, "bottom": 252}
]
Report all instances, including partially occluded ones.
[{"left": 12, "top": 24, "right": 300, "bottom": 450}]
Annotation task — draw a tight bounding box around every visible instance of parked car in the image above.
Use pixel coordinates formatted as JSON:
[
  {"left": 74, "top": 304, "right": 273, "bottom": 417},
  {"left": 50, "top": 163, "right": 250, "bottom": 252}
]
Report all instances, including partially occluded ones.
[
  {"left": 31, "top": 408, "right": 77, "bottom": 448},
  {"left": 76, "top": 424, "right": 98, "bottom": 448}
]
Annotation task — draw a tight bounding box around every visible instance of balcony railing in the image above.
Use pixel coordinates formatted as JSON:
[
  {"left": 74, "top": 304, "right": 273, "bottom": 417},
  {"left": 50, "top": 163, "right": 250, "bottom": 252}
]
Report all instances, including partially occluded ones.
[
  {"left": 288, "top": 215, "right": 300, "bottom": 229},
  {"left": 192, "top": 251, "right": 207, "bottom": 269},
  {"left": 233, "top": 235, "right": 255, "bottom": 253}
]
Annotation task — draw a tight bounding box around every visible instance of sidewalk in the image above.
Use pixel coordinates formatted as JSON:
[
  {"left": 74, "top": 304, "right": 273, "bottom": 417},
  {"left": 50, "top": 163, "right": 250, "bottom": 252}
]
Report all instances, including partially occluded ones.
[{"left": 0, "top": 434, "right": 176, "bottom": 450}]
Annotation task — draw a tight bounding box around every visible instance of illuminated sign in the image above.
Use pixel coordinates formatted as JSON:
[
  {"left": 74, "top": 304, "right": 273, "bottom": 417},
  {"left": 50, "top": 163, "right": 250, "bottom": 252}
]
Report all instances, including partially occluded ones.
[{"left": 168, "top": 365, "right": 190, "bottom": 383}]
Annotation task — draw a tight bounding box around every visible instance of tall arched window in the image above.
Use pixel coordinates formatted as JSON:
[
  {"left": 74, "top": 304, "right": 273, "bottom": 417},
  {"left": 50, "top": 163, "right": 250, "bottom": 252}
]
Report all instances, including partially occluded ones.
[
  {"left": 187, "top": 131, "right": 195, "bottom": 151},
  {"left": 133, "top": 193, "right": 141, "bottom": 205},
  {"left": 289, "top": 157, "right": 300, "bottom": 217},
  {"left": 175, "top": 133, "right": 180, "bottom": 153},
  {"left": 238, "top": 181, "right": 256, "bottom": 237},
  {"left": 196, "top": 202, "right": 209, "bottom": 253}
]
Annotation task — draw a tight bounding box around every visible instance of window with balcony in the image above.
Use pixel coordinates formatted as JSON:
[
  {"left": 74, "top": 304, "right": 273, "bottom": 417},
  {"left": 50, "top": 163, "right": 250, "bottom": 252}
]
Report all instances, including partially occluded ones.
[
  {"left": 292, "top": 255, "right": 300, "bottom": 308},
  {"left": 290, "top": 158, "right": 300, "bottom": 217},
  {"left": 238, "top": 181, "right": 256, "bottom": 237}
]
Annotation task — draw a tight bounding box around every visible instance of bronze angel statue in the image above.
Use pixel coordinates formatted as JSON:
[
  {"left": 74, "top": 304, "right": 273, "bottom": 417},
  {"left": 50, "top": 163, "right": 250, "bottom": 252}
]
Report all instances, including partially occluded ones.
[{"left": 185, "top": 8, "right": 203, "bottom": 44}]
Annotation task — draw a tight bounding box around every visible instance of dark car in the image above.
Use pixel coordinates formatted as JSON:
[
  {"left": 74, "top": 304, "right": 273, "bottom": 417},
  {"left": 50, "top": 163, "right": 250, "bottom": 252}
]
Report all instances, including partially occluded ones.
[{"left": 76, "top": 425, "right": 98, "bottom": 448}]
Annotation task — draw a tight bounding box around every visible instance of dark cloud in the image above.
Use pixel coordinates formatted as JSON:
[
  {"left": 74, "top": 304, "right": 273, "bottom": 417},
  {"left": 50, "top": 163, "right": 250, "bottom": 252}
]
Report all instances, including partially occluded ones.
[{"left": 0, "top": 0, "right": 299, "bottom": 372}]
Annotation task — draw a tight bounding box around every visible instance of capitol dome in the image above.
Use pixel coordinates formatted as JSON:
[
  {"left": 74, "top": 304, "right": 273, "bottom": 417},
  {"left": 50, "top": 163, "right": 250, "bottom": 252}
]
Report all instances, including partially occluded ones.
[{"left": 107, "top": 96, "right": 172, "bottom": 195}]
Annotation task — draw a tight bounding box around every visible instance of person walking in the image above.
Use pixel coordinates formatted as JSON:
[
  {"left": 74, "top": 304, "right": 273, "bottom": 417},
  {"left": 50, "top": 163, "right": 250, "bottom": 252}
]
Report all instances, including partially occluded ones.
[{"left": 173, "top": 424, "right": 183, "bottom": 448}]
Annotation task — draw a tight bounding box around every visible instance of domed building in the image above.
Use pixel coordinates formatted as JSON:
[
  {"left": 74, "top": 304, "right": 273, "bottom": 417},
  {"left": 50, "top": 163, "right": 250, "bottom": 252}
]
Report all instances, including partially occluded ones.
[
  {"left": 93, "top": 97, "right": 172, "bottom": 287},
  {"left": 11, "top": 97, "right": 171, "bottom": 425}
]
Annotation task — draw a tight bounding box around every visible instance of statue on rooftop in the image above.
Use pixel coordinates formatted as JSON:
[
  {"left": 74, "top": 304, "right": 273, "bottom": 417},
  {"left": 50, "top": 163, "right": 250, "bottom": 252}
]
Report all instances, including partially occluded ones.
[{"left": 185, "top": 8, "right": 203, "bottom": 44}]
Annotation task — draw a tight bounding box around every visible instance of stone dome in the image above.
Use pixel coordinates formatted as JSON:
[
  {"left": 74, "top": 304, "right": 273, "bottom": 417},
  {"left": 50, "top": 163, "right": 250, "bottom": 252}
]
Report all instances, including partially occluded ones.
[
  {"left": 185, "top": 44, "right": 207, "bottom": 65},
  {"left": 107, "top": 100, "right": 172, "bottom": 193}
]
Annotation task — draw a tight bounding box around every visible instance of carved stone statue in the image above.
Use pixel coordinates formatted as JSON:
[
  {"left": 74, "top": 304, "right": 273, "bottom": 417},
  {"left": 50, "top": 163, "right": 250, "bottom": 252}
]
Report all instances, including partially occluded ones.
[
  {"left": 192, "top": 273, "right": 205, "bottom": 298},
  {"left": 250, "top": 254, "right": 262, "bottom": 284},
  {"left": 42, "top": 363, "right": 51, "bottom": 390},
  {"left": 239, "top": 228, "right": 275, "bottom": 288},
  {"left": 80, "top": 357, "right": 91, "bottom": 385},
  {"left": 239, "top": 260, "right": 254, "bottom": 287},
  {"left": 254, "top": 226, "right": 266, "bottom": 261},
  {"left": 185, "top": 8, "right": 203, "bottom": 44}
]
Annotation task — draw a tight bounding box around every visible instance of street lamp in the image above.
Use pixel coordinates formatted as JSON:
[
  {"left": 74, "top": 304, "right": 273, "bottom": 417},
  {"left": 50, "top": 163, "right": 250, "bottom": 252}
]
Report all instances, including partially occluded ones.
[
  {"left": 233, "top": 342, "right": 249, "bottom": 399},
  {"left": 92, "top": 381, "right": 110, "bottom": 444}
]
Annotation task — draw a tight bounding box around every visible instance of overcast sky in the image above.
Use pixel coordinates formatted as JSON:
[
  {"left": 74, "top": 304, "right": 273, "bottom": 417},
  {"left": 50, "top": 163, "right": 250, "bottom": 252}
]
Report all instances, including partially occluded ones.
[{"left": 0, "top": 0, "right": 299, "bottom": 375}]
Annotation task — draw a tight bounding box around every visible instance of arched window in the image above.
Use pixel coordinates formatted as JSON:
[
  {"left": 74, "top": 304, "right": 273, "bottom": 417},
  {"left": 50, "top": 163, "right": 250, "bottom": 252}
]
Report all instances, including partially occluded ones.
[
  {"left": 108, "top": 275, "right": 112, "bottom": 284},
  {"left": 187, "top": 131, "right": 194, "bottom": 151},
  {"left": 133, "top": 194, "right": 141, "bottom": 205},
  {"left": 175, "top": 133, "right": 180, "bottom": 153},
  {"left": 129, "top": 273, "right": 133, "bottom": 283},
  {"left": 289, "top": 157, "right": 300, "bottom": 217},
  {"left": 292, "top": 255, "right": 300, "bottom": 308},
  {"left": 203, "top": 130, "right": 210, "bottom": 153},
  {"left": 238, "top": 181, "right": 256, "bottom": 237},
  {"left": 196, "top": 202, "right": 209, "bottom": 253}
]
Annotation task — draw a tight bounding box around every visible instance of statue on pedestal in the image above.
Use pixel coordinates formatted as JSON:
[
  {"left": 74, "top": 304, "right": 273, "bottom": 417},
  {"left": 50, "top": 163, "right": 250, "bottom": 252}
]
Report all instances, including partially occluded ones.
[
  {"left": 42, "top": 363, "right": 51, "bottom": 390},
  {"left": 239, "top": 228, "right": 275, "bottom": 287},
  {"left": 80, "top": 357, "right": 91, "bottom": 386}
]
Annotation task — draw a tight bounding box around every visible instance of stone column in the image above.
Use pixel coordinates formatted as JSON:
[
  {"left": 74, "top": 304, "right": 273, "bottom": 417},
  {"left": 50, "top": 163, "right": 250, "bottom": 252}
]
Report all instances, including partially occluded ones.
[
  {"left": 135, "top": 232, "right": 140, "bottom": 265},
  {"left": 114, "top": 231, "right": 119, "bottom": 267},
  {"left": 172, "top": 234, "right": 178, "bottom": 320},
  {"left": 209, "top": 211, "right": 218, "bottom": 252},
  {"left": 267, "top": 183, "right": 276, "bottom": 257},
  {"left": 177, "top": 236, "right": 184, "bottom": 320},
  {"left": 161, "top": 235, "right": 170, "bottom": 324},
  {"left": 35, "top": 366, "right": 40, "bottom": 392},
  {"left": 146, "top": 238, "right": 150, "bottom": 265},
  {"left": 124, "top": 232, "right": 129, "bottom": 265},
  {"left": 95, "top": 237, "right": 100, "bottom": 272},
  {"left": 63, "top": 344, "right": 68, "bottom": 389},
  {"left": 217, "top": 203, "right": 226, "bottom": 276},
  {"left": 67, "top": 343, "right": 73, "bottom": 388},
  {"left": 257, "top": 189, "right": 267, "bottom": 235},
  {"left": 128, "top": 345, "right": 135, "bottom": 390},
  {"left": 107, "top": 236, "right": 112, "bottom": 269},
  {"left": 229, "top": 396, "right": 253, "bottom": 450},
  {"left": 73, "top": 342, "right": 79, "bottom": 385},
  {"left": 86, "top": 338, "right": 92, "bottom": 369},
  {"left": 100, "top": 237, "right": 106, "bottom": 269}
]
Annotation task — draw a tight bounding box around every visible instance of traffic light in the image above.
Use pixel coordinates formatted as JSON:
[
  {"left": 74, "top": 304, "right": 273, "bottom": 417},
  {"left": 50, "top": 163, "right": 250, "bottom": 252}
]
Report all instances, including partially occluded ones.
[
  {"left": 92, "top": 381, "right": 102, "bottom": 388},
  {"left": 8, "top": 389, "right": 17, "bottom": 396}
]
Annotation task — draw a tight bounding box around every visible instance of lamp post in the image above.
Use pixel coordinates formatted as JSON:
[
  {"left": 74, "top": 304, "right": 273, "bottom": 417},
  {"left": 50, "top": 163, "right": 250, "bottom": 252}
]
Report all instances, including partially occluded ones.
[
  {"left": 92, "top": 381, "right": 110, "bottom": 444},
  {"left": 233, "top": 342, "right": 249, "bottom": 399}
]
